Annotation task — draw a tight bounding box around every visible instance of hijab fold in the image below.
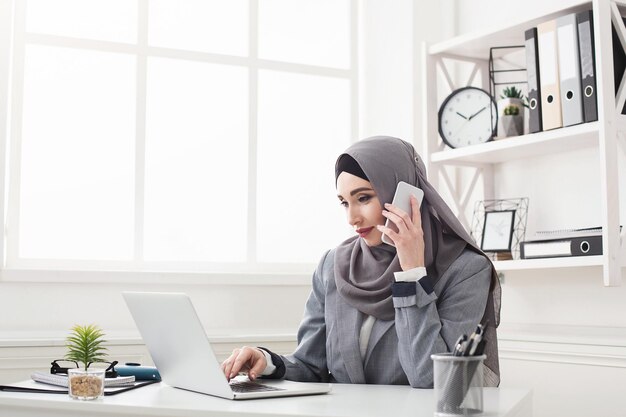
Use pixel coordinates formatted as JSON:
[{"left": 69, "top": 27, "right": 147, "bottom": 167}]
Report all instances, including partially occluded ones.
[{"left": 333, "top": 136, "right": 501, "bottom": 386}]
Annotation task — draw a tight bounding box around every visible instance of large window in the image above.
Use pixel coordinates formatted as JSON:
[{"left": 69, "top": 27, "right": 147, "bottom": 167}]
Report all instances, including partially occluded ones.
[{"left": 4, "top": 0, "right": 356, "bottom": 272}]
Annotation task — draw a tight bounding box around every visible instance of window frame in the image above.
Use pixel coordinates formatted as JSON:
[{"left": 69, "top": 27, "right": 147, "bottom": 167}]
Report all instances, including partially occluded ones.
[{"left": 0, "top": 0, "right": 359, "bottom": 280}]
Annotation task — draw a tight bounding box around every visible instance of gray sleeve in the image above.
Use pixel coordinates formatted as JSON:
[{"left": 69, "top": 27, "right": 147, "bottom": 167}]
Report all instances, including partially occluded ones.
[
  {"left": 279, "top": 251, "right": 331, "bottom": 382},
  {"left": 392, "top": 251, "right": 491, "bottom": 388}
]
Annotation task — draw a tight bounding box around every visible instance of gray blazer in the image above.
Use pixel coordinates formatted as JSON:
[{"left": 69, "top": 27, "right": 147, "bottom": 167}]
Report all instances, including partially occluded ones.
[{"left": 279, "top": 248, "right": 491, "bottom": 388}]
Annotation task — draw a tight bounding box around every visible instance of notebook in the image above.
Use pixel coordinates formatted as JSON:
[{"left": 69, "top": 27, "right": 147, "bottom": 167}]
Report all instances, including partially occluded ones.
[
  {"left": 122, "top": 291, "right": 331, "bottom": 400},
  {"left": 31, "top": 371, "right": 135, "bottom": 388}
]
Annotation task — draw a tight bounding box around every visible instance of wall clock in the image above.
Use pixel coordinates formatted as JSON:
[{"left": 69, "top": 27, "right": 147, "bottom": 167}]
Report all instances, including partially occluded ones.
[{"left": 438, "top": 86, "right": 497, "bottom": 148}]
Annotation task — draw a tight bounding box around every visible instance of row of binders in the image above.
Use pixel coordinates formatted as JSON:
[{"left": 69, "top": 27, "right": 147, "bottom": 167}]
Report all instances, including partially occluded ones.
[{"left": 525, "top": 10, "right": 597, "bottom": 133}]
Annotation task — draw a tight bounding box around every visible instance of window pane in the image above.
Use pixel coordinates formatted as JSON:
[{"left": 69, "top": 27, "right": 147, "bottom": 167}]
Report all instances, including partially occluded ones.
[
  {"left": 144, "top": 57, "right": 248, "bottom": 262},
  {"left": 19, "top": 45, "right": 135, "bottom": 260},
  {"left": 259, "top": 0, "right": 350, "bottom": 69},
  {"left": 26, "top": 0, "right": 137, "bottom": 44},
  {"left": 257, "top": 70, "right": 352, "bottom": 263},
  {"left": 148, "top": 0, "right": 248, "bottom": 56}
]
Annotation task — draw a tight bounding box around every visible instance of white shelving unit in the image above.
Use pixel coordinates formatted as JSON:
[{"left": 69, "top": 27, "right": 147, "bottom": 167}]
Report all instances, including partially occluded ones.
[{"left": 421, "top": 0, "right": 626, "bottom": 286}]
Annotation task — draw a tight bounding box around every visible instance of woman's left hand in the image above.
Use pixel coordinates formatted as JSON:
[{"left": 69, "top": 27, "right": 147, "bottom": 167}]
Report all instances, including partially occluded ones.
[{"left": 377, "top": 195, "right": 425, "bottom": 271}]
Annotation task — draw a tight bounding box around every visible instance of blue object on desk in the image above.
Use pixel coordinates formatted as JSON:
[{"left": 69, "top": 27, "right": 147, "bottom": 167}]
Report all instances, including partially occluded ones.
[{"left": 116, "top": 363, "right": 161, "bottom": 381}]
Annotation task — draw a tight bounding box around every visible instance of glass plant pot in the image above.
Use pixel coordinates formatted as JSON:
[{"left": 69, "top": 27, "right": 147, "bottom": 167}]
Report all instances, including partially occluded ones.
[{"left": 68, "top": 368, "right": 105, "bottom": 400}]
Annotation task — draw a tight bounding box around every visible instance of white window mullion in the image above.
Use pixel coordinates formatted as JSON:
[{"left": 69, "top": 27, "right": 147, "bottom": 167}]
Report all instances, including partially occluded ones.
[
  {"left": 23, "top": 33, "right": 138, "bottom": 55},
  {"left": 5, "top": 0, "right": 27, "bottom": 267},
  {"left": 134, "top": 0, "right": 149, "bottom": 267},
  {"left": 247, "top": 0, "right": 259, "bottom": 264}
]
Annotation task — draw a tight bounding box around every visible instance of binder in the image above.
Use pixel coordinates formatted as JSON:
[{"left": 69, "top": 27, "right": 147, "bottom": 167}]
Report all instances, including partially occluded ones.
[
  {"left": 520, "top": 235, "right": 602, "bottom": 259},
  {"left": 525, "top": 28, "right": 543, "bottom": 133},
  {"left": 537, "top": 19, "right": 563, "bottom": 130},
  {"left": 577, "top": 10, "right": 598, "bottom": 122},
  {"left": 557, "top": 13, "right": 584, "bottom": 126},
  {"left": 613, "top": 17, "right": 626, "bottom": 114}
]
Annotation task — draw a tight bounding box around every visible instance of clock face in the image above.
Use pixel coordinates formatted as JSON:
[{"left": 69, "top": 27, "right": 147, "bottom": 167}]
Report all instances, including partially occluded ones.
[{"left": 438, "top": 87, "right": 497, "bottom": 148}]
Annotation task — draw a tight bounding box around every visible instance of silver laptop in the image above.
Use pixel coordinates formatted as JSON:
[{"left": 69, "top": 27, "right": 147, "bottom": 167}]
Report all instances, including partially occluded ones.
[{"left": 122, "top": 291, "right": 331, "bottom": 400}]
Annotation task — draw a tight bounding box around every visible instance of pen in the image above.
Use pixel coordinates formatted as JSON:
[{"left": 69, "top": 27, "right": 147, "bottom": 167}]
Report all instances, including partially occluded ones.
[
  {"left": 468, "top": 325, "right": 484, "bottom": 356},
  {"left": 463, "top": 324, "right": 484, "bottom": 357},
  {"left": 471, "top": 339, "right": 486, "bottom": 356},
  {"left": 462, "top": 338, "right": 474, "bottom": 357},
  {"left": 453, "top": 334, "right": 467, "bottom": 356}
]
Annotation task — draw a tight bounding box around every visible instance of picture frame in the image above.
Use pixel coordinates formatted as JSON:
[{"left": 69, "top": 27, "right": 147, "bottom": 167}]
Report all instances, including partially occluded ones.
[
  {"left": 480, "top": 210, "right": 516, "bottom": 252},
  {"left": 470, "top": 198, "right": 528, "bottom": 260}
]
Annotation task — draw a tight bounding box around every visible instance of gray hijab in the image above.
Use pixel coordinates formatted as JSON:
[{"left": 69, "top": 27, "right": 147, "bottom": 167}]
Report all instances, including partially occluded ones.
[{"left": 333, "top": 136, "right": 501, "bottom": 386}]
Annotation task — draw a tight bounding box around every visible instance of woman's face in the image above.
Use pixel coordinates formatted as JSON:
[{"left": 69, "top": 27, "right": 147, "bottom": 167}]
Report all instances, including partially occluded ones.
[{"left": 336, "top": 172, "right": 386, "bottom": 247}]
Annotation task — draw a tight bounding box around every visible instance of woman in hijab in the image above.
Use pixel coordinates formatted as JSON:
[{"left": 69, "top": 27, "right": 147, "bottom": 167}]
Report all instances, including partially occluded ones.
[{"left": 221, "top": 136, "right": 501, "bottom": 388}]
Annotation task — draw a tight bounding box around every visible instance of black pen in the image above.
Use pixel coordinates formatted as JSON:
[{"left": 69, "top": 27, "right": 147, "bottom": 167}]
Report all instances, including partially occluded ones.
[
  {"left": 463, "top": 324, "right": 483, "bottom": 357},
  {"left": 463, "top": 324, "right": 480, "bottom": 356},
  {"left": 468, "top": 325, "right": 484, "bottom": 356}
]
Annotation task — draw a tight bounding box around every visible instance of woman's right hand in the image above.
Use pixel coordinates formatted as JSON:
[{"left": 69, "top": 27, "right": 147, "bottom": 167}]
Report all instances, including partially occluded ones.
[{"left": 220, "top": 346, "right": 267, "bottom": 381}]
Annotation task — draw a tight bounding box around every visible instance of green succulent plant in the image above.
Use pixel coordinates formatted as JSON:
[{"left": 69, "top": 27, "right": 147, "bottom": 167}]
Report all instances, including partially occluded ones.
[
  {"left": 503, "top": 105, "right": 520, "bottom": 116},
  {"left": 500, "top": 86, "right": 528, "bottom": 108},
  {"left": 500, "top": 86, "right": 524, "bottom": 99},
  {"left": 65, "top": 324, "right": 108, "bottom": 371}
]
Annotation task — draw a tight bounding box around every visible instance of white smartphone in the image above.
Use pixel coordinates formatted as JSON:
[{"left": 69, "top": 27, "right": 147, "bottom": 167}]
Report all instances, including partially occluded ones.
[{"left": 381, "top": 181, "right": 424, "bottom": 246}]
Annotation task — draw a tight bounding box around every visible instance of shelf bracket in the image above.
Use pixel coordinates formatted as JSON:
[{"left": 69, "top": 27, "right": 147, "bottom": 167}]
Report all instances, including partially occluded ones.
[
  {"left": 439, "top": 164, "right": 484, "bottom": 231},
  {"left": 435, "top": 57, "right": 484, "bottom": 94},
  {"left": 435, "top": 57, "right": 456, "bottom": 93}
]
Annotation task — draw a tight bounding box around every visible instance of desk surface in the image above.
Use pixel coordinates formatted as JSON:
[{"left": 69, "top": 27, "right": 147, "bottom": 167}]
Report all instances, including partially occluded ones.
[{"left": 0, "top": 381, "right": 532, "bottom": 417}]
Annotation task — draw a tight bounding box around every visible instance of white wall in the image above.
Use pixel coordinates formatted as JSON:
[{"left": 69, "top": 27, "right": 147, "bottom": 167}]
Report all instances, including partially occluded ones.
[
  {"left": 358, "top": 0, "right": 455, "bottom": 142},
  {"left": 358, "top": 0, "right": 413, "bottom": 140},
  {"left": 454, "top": 1, "right": 626, "bottom": 416}
]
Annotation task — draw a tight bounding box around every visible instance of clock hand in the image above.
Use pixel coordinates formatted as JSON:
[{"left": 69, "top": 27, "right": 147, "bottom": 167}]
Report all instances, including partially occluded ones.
[
  {"left": 450, "top": 107, "right": 493, "bottom": 141},
  {"left": 456, "top": 111, "right": 468, "bottom": 120},
  {"left": 468, "top": 106, "right": 487, "bottom": 120}
]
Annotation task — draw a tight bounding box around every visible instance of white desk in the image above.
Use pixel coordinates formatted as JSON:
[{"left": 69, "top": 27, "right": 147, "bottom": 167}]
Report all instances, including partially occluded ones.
[{"left": 0, "top": 381, "right": 532, "bottom": 417}]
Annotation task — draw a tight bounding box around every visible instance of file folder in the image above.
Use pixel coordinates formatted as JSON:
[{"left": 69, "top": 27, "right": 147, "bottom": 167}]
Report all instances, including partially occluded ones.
[
  {"left": 525, "top": 28, "right": 542, "bottom": 133},
  {"left": 613, "top": 17, "right": 626, "bottom": 114},
  {"left": 520, "top": 235, "right": 602, "bottom": 259},
  {"left": 537, "top": 19, "right": 563, "bottom": 130},
  {"left": 577, "top": 10, "right": 598, "bottom": 122},
  {"left": 557, "top": 13, "right": 584, "bottom": 126}
]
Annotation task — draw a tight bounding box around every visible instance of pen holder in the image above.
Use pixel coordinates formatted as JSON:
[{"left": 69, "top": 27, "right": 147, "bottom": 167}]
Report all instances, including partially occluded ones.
[{"left": 431, "top": 353, "right": 486, "bottom": 416}]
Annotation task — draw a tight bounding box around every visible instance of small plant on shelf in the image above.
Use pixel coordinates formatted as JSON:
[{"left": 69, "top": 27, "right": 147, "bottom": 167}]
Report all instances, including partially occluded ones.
[
  {"left": 499, "top": 104, "right": 523, "bottom": 137},
  {"left": 65, "top": 324, "right": 108, "bottom": 400},
  {"left": 497, "top": 86, "right": 526, "bottom": 138},
  {"left": 503, "top": 105, "right": 519, "bottom": 116},
  {"left": 498, "top": 85, "right": 528, "bottom": 110},
  {"left": 500, "top": 86, "right": 525, "bottom": 101}
]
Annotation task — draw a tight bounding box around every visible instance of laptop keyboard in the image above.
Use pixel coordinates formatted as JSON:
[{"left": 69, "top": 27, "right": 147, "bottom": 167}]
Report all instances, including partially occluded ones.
[{"left": 229, "top": 380, "right": 285, "bottom": 393}]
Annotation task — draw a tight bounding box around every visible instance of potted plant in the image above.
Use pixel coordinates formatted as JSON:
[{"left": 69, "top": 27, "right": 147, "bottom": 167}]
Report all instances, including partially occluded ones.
[
  {"left": 498, "top": 86, "right": 526, "bottom": 109},
  {"left": 499, "top": 105, "right": 524, "bottom": 137},
  {"left": 497, "top": 86, "right": 527, "bottom": 138},
  {"left": 65, "top": 324, "right": 108, "bottom": 400}
]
